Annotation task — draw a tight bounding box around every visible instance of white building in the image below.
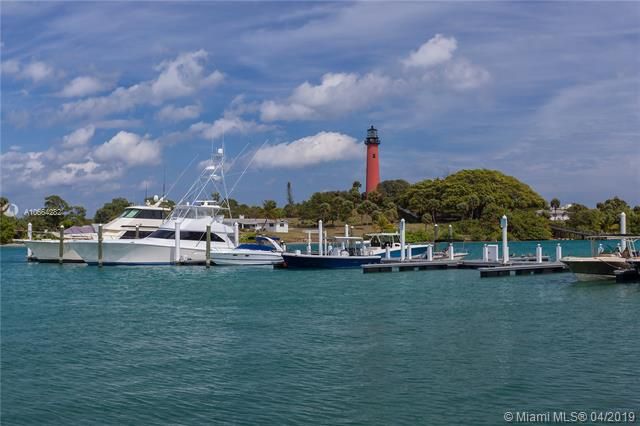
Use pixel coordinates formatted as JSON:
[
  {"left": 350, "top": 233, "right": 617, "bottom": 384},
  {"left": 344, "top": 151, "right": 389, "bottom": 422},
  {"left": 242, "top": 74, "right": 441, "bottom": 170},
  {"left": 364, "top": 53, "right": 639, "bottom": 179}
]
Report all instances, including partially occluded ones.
[
  {"left": 537, "top": 204, "right": 573, "bottom": 221},
  {"left": 223, "top": 217, "right": 289, "bottom": 233}
]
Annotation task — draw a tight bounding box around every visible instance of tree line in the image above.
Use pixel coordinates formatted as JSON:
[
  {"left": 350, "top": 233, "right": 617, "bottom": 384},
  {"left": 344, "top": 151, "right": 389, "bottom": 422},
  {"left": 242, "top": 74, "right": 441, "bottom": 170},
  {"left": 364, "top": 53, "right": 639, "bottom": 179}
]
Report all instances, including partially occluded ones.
[{"left": 2, "top": 169, "right": 639, "bottom": 243}]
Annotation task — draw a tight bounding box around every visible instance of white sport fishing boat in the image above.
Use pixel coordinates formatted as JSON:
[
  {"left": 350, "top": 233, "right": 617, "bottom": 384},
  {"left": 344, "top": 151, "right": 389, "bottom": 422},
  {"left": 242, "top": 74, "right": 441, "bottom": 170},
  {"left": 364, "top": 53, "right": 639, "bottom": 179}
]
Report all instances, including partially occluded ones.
[
  {"left": 211, "top": 236, "right": 284, "bottom": 266},
  {"left": 22, "top": 200, "right": 170, "bottom": 263},
  {"left": 69, "top": 149, "right": 236, "bottom": 265}
]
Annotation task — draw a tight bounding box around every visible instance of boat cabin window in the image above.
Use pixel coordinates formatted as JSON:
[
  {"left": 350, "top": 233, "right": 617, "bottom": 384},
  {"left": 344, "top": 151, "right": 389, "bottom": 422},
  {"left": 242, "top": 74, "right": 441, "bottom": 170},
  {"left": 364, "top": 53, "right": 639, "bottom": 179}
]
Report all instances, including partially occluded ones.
[
  {"left": 119, "top": 209, "right": 165, "bottom": 220},
  {"left": 135, "top": 209, "right": 165, "bottom": 220},
  {"left": 120, "top": 209, "right": 139, "bottom": 218},
  {"left": 148, "top": 229, "right": 225, "bottom": 242},
  {"left": 369, "top": 235, "right": 400, "bottom": 248},
  {"left": 120, "top": 230, "right": 153, "bottom": 239}
]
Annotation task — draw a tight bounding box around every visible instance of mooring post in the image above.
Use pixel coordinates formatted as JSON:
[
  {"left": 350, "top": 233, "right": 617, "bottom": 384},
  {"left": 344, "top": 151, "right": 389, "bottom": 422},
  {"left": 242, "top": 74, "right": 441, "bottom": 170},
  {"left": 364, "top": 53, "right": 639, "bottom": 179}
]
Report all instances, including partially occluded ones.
[
  {"left": 556, "top": 243, "right": 562, "bottom": 261},
  {"left": 385, "top": 246, "right": 391, "bottom": 259},
  {"left": 427, "top": 244, "right": 433, "bottom": 261},
  {"left": 620, "top": 212, "right": 627, "bottom": 251},
  {"left": 27, "top": 222, "right": 33, "bottom": 258},
  {"left": 407, "top": 243, "right": 412, "bottom": 260},
  {"left": 58, "top": 225, "right": 64, "bottom": 264},
  {"left": 318, "top": 220, "right": 323, "bottom": 256},
  {"left": 174, "top": 221, "right": 181, "bottom": 265},
  {"left": 98, "top": 224, "right": 103, "bottom": 267},
  {"left": 234, "top": 222, "right": 239, "bottom": 247},
  {"left": 306, "top": 232, "right": 312, "bottom": 255},
  {"left": 344, "top": 223, "right": 349, "bottom": 238},
  {"left": 501, "top": 215, "right": 509, "bottom": 264},
  {"left": 448, "top": 243, "right": 455, "bottom": 260},
  {"left": 205, "top": 224, "right": 211, "bottom": 269},
  {"left": 400, "top": 219, "right": 406, "bottom": 261},
  {"left": 482, "top": 244, "right": 488, "bottom": 262},
  {"left": 324, "top": 231, "right": 328, "bottom": 254},
  {"left": 135, "top": 224, "right": 140, "bottom": 239},
  {"left": 536, "top": 244, "right": 543, "bottom": 263}
]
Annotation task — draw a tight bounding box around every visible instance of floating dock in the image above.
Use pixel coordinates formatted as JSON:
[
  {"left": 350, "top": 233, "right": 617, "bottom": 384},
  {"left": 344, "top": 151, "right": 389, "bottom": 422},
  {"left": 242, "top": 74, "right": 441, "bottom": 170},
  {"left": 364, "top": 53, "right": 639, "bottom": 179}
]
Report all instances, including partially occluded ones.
[{"left": 362, "top": 259, "right": 568, "bottom": 277}]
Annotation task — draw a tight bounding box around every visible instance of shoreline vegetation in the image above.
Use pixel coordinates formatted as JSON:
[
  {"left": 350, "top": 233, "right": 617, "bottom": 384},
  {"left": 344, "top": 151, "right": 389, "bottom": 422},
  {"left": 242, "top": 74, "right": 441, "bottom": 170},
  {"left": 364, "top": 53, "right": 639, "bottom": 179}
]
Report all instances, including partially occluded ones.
[{"left": 2, "top": 169, "right": 638, "bottom": 244}]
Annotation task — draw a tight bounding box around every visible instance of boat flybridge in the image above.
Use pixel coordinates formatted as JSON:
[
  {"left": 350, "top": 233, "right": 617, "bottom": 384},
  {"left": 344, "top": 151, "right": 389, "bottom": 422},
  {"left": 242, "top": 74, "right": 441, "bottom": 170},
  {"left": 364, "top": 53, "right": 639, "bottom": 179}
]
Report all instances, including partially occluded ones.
[
  {"left": 23, "top": 198, "right": 171, "bottom": 263},
  {"left": 561, "top": 235, "right": 639, "bottom": 281},
  {"left": 70, "top": 148, "right": 237, "bottom": 265}
]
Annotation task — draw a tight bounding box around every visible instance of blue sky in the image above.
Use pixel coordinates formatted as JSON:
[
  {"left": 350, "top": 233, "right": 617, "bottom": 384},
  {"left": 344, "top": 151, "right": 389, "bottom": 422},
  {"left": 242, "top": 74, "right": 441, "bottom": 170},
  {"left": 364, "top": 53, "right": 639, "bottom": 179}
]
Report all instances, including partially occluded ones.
[{"left": 1, "top": 1, "right": 639, "bottom": 215}]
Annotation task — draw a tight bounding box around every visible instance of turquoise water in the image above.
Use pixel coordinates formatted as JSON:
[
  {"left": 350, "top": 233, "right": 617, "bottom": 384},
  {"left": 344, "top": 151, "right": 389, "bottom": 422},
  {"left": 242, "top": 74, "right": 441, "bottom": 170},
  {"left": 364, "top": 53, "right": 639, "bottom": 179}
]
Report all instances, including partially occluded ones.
[{"left": 1, "top": 243, "right": 638, "bottom": 425}]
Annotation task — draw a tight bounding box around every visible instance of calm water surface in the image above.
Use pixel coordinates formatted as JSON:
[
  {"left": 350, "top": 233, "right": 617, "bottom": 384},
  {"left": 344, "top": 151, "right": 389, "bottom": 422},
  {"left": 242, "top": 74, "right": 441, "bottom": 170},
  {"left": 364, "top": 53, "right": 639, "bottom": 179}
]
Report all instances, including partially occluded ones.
[{"left": 1, "top": 242, "right": 638, "bottom": 425}]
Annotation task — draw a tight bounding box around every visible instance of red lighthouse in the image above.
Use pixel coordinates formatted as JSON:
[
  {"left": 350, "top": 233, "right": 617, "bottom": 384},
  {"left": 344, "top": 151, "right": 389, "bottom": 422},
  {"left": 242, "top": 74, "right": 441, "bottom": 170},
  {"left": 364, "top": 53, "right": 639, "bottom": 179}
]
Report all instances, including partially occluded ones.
[{"left": 364, "top": 125, "right": 381, "bottom": 194}]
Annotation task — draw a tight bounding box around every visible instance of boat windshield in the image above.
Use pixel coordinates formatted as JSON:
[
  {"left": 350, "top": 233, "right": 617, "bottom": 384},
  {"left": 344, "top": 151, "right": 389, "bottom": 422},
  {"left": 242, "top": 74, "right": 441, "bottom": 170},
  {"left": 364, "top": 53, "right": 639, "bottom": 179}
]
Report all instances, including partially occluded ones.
[
  {"left": 119, "top": 208, "right": 139, "bottom": 218},
  {"left": 369, "top": 234, "right": 400, "bottom": 247},
  {"left": 170, "top": 205, "right": 219, "bottom": 220}
]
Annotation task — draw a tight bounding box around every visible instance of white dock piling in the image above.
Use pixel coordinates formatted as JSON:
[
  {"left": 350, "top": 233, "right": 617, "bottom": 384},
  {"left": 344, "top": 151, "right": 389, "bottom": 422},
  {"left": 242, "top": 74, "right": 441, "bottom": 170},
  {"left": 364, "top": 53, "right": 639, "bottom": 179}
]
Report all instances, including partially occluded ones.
[
  {"left": 448, "top": 243, "right": 455, "bottom": 260},
  {"left": 344, "top": 224, "right": 349, "bottom": 238},
  {"left": 536, "top": 244, "right": 543, "bottom": 263},
  {"left": 58, "top": 225, "right": 64, "bottom": 264},
  {"left": 174, "top": 221, "right": 181, "bottom": 264},
  {"left": 427, "top": 244, "right": 433, "bottom": 261},
  {"left": 27, "top": 223, "right": 33, "bottom": 258},
  {"left": 620, "top": 212, "right": 627, "bottom": 251},
  {"left": 407, "top": 244, "right": 412, "bottom": 260},
  {"left": 318, "top": 220, "right": 323, "bottom": 256},
  {"left": 307, "top": 232, "right": 312, "bottom": 254},
  {"left": 234, "top": 222, "right": 239, "bottom": 247},
  {"left": 400, "top": 219, "right": 406, "bottom": 261},
  {"left": 135, "top": 224, "right": 140, "bottom": 239},
  {"left": 206, "top": 224, "right": 211, "bottom": 269},
  {"left": 98, "top": 224, "right": 103, "bottom": 267},
  {"left": 555, "top": 243, "right": 562, "bottom": 261},
  {"left": 324, "top": 231, "right": 328, "bottom": 255},
  {"left": 501, "top": 215, "right": 509, "bottom": 264},
  {"left": 385, "top": 246, "right": 391, "bottom": 259},
  {"left": 482, "top": 244, "right": 488, "bottom": 262}
]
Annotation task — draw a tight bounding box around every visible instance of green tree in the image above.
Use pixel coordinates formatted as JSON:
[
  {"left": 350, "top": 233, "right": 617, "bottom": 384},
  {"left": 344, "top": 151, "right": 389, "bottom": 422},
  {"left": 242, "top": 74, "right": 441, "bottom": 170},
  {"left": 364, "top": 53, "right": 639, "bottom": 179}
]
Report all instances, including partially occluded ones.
[
  {"left": 94, "top": 198, "right": 131, "bottom": 223},
  {"left": 338, "top": 199, "right": 354, "bottom": 223},
  {"left": 550, "top": 198, "right": 560, "bottom": 211},
  {"left": 262, "top": 200, "right": 278, "bottom": 219}
]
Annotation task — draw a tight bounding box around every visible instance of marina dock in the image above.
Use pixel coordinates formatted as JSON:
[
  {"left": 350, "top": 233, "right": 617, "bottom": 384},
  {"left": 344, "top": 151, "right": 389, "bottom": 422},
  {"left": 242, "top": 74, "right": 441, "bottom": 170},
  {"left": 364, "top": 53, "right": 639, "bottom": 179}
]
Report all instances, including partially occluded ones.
[{"left": 363, "top": 259, "right": 569, "bottom": 277}]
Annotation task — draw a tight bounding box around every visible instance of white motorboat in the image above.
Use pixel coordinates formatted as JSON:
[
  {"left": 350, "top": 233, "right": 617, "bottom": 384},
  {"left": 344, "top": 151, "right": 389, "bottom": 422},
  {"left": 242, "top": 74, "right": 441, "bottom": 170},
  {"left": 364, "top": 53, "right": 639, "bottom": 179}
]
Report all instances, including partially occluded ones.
[
  {"left": 561, "top": 235, "right": 639, "bottom": 281},
  {"left": 69, "top": 149, "right": 236, "bottom": 265},
  {"left": 211, "top": 236, "right": 284, "bottom": 266},
  {"left": 22, "top": 200, "right": 170, "bottom": 263},
  {"left": 365, "top": 233, "right": 431, "bottom": 258}
]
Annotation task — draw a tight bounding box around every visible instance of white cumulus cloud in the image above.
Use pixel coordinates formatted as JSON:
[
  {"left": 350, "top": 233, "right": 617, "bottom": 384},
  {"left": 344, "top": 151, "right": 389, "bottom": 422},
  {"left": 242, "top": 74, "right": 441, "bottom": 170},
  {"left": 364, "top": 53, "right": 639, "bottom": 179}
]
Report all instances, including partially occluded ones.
[
  {"left": 59, "top": 50, "right": 223, "bottom": 120},
  {"left": 156, "top": 104, "right": 202, "bottom": 122},
  {"left": 260, "top": 72, "right": 393, "bottom": 121},
  {"left": 403, "top": 34, "right": 457, "bottom": 68},
  {"left": 253, "top": 131, "right": 361, "bottom": 168},
  {"left": 94, "top": 131, "right": 161, "bottom": 166},
  {"left": 44, "top": 160, "right": 123, "bottom": 186},
  {"left": 62, "top": 125, "right": 95, "bottom": 148},
  {"left": 190, "top": 115, "right": 272, "bottom": 140},
  {"left": 59, "top": 76, "right": 111, "bottom": 97}
]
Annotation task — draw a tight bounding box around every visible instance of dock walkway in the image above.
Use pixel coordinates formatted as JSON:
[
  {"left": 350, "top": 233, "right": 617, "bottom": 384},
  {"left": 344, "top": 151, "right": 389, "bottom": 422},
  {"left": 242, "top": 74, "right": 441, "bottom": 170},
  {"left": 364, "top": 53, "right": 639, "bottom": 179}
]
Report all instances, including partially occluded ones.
[{"left": 362, "top": 259, "right": 568, "bottom": 277}]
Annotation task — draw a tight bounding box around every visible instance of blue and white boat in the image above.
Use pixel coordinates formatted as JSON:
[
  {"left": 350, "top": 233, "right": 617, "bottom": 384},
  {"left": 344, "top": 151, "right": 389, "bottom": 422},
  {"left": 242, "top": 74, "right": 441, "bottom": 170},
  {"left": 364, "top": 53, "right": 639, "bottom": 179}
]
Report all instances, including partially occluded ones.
[
  {"left": 282, "top": 236, "right": 381, "bottom": 269},
  {"left": 365, "top": 233, "right": 430, "bottom": 258},
  {"left": 211, "top": 236, "right": 284, "bottom": 266}
]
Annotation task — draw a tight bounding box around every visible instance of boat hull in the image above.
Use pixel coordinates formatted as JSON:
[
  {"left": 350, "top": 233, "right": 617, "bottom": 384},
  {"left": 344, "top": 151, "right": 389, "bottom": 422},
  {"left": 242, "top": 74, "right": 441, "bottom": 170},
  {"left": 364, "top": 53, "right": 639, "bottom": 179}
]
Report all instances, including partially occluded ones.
[
  {"left": 212, "top": 250, "right": 283, "bottom": 266},
  {"left": 69, "top": 239, "right": 209, "bottom": 265},
  {"left": 370, "top": 244, "right": 429, "bottom": 258},
  {"left": 561, "top": 256, "right": 630, "bottom": 281},
  {"left": 23, "top": 240, "right": 84, "bottom": 263},
  {"left": 282, "top": 253, "right": 381, "bottom": 269}
]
